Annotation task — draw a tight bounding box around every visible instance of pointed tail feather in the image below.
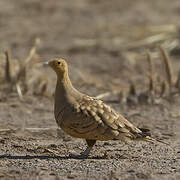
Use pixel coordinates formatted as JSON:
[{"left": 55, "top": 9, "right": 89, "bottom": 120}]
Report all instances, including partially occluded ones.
[
  {"left": 144, "top": 136, "right": 170, "bottom": 146},
  {"left": 137, "top": 128, "right": 170, "bottom": 146}
]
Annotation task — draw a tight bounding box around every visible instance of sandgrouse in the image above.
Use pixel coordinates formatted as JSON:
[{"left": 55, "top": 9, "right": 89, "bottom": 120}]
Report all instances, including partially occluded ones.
[{"left": 46, "top": 58, "right": 154, "bottom": 158}]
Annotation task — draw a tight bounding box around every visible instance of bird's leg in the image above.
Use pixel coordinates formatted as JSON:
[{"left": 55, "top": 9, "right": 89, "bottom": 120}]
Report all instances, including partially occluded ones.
[
  {"left": 69, "top": 139, "right": 96, "bottom": 159},
  {"left": 80, "top": 139, "right": 96, "bottom": 156}
]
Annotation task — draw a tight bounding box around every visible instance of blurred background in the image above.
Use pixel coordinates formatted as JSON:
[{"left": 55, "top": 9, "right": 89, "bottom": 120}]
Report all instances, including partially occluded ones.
[
  {"left": 0, "top": 0, "right": 180, "bottom": 179},
  {"left": 1, "top": 0, "right": 180, "bottom": 56},
  {"left": 0, "top": 0, "right": 180, "bottom": 96}
]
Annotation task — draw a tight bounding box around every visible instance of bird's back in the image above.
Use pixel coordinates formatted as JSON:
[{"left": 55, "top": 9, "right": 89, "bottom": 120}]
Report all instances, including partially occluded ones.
[{"left": 55, "top": 94, "right": 149, "bottom": 142}]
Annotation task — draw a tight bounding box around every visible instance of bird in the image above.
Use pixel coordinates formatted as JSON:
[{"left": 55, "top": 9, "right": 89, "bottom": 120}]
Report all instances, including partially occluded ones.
[{"left": 45, "top": 58, "right": 159, "bottom": 158}]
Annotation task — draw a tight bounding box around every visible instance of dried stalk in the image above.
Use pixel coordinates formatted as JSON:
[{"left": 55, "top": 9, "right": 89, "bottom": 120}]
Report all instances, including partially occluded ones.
[
  {"left": 40, "top": 82, "right": 47, "bottom": 96},
  {"left": 160, "top": 80, "right": 169, "bottom": 97},
  {"left": 16, "top": 38, "right": 40, "bottom": 93},
  {"left": 24, "top": 38, "right": 40, "bottom": 66},
  {"left": 4, "top": 51, "right": 11, "bottom": 83},
  {"left": 95, "top": 92, "right": 112, "bottom": 99},
  {"left": 119, "top": 91, "right": 127, "bottom": 104},
  {"left": 16, "top": 83, "right": 23, "bottom": 100},
  {"left": 125, "top": 33, "right": 171, "bottom": 50},
  {"left": 175, "top": 71, "right": 180, "bottom": 89},
  {"left": 17, "top": 38, "right": 40, "bottom": 81},
  {"left": 129, "top": 82, "right": 136, "bottom": 96},
  {"left": 95, "top": 90, "right": 120, "bottom": 99},
  {"left": 146, "top": 51, "right": 155, "bottom": 94},
  {"left": 159, "top": 46, "right": 174, "bottom": 88},
  {"left": 16, "top": 66, "right": 26, "bottom": 83}
]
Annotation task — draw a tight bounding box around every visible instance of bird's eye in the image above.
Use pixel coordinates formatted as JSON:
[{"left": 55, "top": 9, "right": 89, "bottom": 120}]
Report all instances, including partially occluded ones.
[{"left": 57, "top": 61, "right": 61, "bottom": 65}]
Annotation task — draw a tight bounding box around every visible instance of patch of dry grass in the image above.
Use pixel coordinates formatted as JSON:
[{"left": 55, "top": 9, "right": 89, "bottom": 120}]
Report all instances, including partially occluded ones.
[
  {"left": 0, "top": 38, "right": 52, "bottom": 100},
  {"left": 0, "top": 25, "right": 180, "bottom": 105}
]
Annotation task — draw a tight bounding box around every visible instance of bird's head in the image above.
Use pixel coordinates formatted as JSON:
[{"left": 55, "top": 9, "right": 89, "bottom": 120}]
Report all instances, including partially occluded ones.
[{"left": 45, "top": 58, "right": 68, "bottom": 76}]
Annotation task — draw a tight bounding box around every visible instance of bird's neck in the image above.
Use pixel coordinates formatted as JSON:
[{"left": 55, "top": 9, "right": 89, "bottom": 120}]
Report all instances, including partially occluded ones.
[
  {"left": 56, "top": 71, "right": 74, "bottom": 92},
  {"left": 54, "top": 71, "right": 81, "bottom": 113}
]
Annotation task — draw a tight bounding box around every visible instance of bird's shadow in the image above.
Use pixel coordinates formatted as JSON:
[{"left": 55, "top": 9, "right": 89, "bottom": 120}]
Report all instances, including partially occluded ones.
[{"left": 0, "top": 154, "right": 106, "bottom": 160}]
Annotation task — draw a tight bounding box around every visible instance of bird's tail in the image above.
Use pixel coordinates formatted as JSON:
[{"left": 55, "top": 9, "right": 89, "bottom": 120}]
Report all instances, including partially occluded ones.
[{"left": 138, "top": 128, "right": 170, "bottom": 146}]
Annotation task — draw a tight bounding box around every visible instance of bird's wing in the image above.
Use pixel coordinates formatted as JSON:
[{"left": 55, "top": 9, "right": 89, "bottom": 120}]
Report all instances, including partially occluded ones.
[{"left": 67, "top": 96, "right": 145, "bottom": 141}]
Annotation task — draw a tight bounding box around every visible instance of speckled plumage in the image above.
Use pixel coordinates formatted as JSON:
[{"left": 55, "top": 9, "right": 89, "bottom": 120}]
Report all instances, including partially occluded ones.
[
  {"left": 47, "top": 58, "right": 152, "bottom": 158},
  {"left": 57, "top": 95, "right": 143, "bottom": 142}
]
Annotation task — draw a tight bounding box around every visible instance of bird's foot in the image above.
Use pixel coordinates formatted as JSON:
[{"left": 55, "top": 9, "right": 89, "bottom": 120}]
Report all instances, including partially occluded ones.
[{"left": 69, "top": 147, "right": 91, "bottom": 159}]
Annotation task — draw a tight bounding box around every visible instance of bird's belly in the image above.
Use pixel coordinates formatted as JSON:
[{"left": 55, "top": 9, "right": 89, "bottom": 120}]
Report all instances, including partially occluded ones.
[
  {"left": 59, "top": 121, "right": 115, "bottom": 141},
  {"left": 60, "top": 122, "right": 96, "bottom": 139},
  {"left": 55, "top": 111, "right": 120, "bottom": 141},
  {"left": 55, "top": 114, "right": 82, "bottom": 138}
]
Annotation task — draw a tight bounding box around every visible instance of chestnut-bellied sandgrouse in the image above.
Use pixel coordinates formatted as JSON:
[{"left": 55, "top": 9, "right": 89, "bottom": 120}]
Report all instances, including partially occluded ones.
[{"left": 45, "top": 58, "right": 156, "bottom": 158}]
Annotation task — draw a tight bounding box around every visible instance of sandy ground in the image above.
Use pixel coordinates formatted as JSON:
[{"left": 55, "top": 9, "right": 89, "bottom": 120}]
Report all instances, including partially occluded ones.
[{"left": 0, "top": 0, "right": 180, "bottom": 179}]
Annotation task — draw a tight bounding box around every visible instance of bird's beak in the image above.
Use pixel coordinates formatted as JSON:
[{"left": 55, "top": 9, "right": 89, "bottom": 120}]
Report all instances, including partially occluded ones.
[{"left": 44, "top": 61, "right": 49, "bottom": 67}]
